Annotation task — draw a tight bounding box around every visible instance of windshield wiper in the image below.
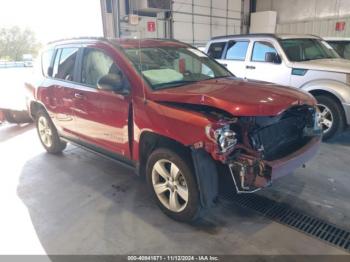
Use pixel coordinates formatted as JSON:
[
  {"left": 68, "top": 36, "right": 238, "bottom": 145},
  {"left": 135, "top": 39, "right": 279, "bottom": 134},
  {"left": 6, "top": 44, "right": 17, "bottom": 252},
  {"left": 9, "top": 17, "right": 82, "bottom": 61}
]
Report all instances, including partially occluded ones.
[
  {"left": 303, "top": 56, "right": 334, "bottom": 61},
  {"left": 154, "top": 80, "right": 199, "bottom": 90}
]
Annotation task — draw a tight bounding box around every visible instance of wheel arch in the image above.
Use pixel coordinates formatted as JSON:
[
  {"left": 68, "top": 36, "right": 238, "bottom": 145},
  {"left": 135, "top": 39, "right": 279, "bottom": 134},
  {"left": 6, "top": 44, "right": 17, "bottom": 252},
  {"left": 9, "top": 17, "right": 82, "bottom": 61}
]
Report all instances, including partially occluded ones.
[
  {"left": 138, "top": 131, "right": 192, "bottom": 177},
  {"left": 309, "top": 89, "right": 347, "bottom": 125},
  {"left": 301, "top": 80, "right": 350, "bottom": 104},
  {"left": 29, "top": 101, "right": 48, "bottom": 119},
  {"left": 138, "top": 131, "right": 219, "bottom": 209}
]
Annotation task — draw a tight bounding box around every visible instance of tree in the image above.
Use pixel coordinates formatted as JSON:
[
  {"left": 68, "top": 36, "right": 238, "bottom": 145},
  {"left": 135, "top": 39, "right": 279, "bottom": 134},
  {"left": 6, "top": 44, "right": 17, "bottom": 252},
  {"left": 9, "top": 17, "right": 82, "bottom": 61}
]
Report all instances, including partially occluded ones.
[{"left": 0, "top": 26, "right": 41, "bottom": 61}]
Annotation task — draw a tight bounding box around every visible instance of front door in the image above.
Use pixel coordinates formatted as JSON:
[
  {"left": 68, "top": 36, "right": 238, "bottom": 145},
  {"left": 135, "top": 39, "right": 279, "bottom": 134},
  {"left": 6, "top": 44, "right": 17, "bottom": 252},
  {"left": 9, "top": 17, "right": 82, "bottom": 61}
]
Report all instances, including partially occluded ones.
[
  {"left": 71, "top": 47, "right": 131, "bottom": 159},
  {"left": 245, "top": 41, "right": 291, "bottom": 86}
]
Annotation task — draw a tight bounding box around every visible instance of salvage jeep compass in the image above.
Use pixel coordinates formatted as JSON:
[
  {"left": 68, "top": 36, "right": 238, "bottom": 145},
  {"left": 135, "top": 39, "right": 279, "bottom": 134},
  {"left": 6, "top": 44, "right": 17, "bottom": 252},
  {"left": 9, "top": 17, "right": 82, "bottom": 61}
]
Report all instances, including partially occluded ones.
[{"left": 26, "top": 38, "right": 322, "bottom": 222}]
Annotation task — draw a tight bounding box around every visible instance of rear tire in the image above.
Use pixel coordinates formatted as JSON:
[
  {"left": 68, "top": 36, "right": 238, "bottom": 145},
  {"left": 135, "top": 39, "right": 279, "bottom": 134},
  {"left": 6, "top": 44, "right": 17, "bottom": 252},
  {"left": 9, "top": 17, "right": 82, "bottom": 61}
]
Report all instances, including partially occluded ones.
[
  {"left": 146, "top": 148, "right": 201, "bottom": 222},
  {"left": 315, "top": 95, "right": 343, "bottom": 141},
  {"left": 36, "top": 110, "right": 66, "bottom": 154}
]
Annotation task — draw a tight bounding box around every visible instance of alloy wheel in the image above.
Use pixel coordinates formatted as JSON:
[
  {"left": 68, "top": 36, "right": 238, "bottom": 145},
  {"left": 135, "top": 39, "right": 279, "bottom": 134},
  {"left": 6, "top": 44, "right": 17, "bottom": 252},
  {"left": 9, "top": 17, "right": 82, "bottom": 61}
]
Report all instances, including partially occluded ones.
[
  {"left": 38, "top": 116, "right": 53, "bottom": 148},
  {"left": 317, "top": 103, "right": 334, "bottom": 134},
  {"left": 151, "top": 159, "right": 189, "bottom": 213}
]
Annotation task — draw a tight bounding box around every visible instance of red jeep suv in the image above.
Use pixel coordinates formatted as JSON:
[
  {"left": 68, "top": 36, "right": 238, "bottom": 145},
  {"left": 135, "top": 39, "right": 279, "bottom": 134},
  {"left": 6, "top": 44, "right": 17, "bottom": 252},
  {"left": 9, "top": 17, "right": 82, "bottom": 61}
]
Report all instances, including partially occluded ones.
[{"left": 26, "top": 38, "right": 322, "bottom": 222}]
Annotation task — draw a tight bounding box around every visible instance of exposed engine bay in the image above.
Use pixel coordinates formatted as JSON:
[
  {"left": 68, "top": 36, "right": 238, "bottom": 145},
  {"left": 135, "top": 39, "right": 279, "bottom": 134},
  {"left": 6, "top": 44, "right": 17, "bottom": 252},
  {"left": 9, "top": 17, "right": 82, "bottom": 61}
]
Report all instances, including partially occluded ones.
[
  {"left": 222, "top": 105, "right": 321, "bottom": 193},
  {"left": 166, "top": 102, "right": 322, "bottom": 194}
]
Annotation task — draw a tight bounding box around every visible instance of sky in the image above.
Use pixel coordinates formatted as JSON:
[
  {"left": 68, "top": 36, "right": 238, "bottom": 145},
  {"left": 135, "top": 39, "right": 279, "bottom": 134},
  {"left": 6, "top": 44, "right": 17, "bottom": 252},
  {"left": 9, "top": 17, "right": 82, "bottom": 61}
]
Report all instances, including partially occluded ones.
[{"left": 0, "top": 0, "right": 103, "bottom": 44}]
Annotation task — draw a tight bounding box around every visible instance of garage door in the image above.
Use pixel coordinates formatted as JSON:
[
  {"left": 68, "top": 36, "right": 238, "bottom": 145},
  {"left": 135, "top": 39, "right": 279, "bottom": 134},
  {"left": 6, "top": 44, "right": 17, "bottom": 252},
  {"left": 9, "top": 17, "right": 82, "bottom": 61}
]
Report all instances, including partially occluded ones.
[{"left": 172, "top": 0, "right": 242, "bottom": 46}]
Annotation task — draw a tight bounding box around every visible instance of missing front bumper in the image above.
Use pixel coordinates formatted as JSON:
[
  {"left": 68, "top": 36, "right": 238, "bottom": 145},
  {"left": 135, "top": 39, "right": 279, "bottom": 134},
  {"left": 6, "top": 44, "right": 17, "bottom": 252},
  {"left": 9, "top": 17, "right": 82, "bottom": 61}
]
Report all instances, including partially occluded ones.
[{"left": 228, "top": 136, "right": 321, "bottom": 194}]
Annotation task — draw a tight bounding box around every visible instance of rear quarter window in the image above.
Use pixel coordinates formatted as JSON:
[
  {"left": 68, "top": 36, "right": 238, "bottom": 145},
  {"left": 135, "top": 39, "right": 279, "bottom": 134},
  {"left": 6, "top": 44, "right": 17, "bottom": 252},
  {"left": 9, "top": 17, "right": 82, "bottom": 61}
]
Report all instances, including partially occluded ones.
[
  {"left": 207, "top": 42, "right": 226, "bottom": 59},
  {"left": 41, "top": 49, "right": 54, "bottom": 77}
]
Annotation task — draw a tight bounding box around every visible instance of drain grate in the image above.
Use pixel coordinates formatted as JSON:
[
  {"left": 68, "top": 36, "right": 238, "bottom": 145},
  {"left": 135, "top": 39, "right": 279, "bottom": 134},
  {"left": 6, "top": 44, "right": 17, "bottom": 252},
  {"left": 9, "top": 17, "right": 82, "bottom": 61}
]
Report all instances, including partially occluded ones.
[{"left": 221, "top": 192, "right": 350, "bottom": 252}]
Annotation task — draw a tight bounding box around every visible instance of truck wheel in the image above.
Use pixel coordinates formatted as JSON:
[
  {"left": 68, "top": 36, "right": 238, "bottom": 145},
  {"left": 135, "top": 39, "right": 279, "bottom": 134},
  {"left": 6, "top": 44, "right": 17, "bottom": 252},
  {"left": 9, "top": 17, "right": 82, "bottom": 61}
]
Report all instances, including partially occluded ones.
[
  {"left": 36, "top": 110, "right": 66, "bottom": 154},
  {"left": 3, "top": 110, "right": 17, "bottom": 123},
  {"left": 315, "top": 95, "right": 343, "bottom": 140},
  {"left": 146, "top": 148, "right": 201, "bottom": 222}
]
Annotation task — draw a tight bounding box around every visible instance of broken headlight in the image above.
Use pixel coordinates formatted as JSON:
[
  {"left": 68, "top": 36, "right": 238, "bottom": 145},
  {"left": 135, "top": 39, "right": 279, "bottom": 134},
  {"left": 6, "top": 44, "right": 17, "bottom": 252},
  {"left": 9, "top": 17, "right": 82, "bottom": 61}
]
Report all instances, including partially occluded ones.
[{"left": 205, "top": 123, "right": 237, "bottom": 153}]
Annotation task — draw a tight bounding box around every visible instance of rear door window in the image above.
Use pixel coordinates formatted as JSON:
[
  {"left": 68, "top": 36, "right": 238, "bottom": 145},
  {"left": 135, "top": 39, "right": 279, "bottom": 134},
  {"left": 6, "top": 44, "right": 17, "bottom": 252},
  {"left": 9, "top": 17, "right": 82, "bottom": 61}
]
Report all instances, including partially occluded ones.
[
  {"left": 225, "top": 41, "right": 249, "bottom": 60},
  {"left": 53, "top": 47, "right": 79, "bottom": 81},
  {"left": 207, "top": 42, "right": 227, "bottom": 59},
  {"left": 251, "top": 41, "right": 278, "bottom": 62}
]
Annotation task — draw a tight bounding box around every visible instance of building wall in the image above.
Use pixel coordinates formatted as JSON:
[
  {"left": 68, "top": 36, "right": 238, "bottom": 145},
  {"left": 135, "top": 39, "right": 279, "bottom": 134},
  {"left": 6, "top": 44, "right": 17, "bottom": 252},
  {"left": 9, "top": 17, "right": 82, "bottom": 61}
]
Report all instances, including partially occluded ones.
[
  {"left": 256, "top": 0, "right": 350, "bottom": 37},
  {"left": 172, "top": 0, "right": 242, "bottom": 45},
  {"left": 100, "top": 0, "right": 244, "bottom": 44}
]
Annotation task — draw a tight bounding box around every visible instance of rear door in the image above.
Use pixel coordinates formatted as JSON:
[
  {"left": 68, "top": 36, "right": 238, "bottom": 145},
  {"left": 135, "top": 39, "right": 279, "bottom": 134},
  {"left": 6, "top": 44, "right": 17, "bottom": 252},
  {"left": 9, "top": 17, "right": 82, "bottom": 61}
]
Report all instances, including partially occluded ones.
[
  {"left": 222, "top": 40, "right": 250, "bottom": 78},
  {"left": 245, "top": 40, "right": 291, "bottom": 86},
  {"left": 46, "top": 46, "right": 80, "bottom": 138},
  {"left": 71, "top": 46, "right": 131, "bottom": 158}
]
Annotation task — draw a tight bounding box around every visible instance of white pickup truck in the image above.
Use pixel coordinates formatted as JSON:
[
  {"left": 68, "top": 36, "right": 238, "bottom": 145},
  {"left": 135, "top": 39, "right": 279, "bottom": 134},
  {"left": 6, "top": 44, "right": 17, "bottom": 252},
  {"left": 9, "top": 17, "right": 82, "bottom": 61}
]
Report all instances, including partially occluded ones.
[
  {"left": 324, "top": 37, "right": 350, "bottom": 60},
  {"left": 205, "top": 34, "right": 350, "bottom": 140}
]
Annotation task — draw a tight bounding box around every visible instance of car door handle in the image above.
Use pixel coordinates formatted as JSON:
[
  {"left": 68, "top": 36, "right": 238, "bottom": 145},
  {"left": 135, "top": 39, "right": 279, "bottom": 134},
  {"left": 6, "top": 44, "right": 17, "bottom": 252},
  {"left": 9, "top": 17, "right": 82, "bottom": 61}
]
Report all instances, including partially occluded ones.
[
  {"left": 246, "top": 65, "right": 256, "bottom": 70},
  {"left": 221, "top": 63, "right": 228, "bottom": 67},
  {"left": 74, "top": 93, "right": 84, "bottom": 99}
]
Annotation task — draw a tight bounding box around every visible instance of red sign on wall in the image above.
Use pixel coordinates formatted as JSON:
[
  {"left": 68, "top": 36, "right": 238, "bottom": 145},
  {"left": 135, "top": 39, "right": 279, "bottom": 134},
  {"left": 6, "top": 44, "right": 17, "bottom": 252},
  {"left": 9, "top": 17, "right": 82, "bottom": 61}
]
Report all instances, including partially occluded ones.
[
  {"left": 335, "top": 21, "right": 346, "bottom": 31},
  {"left": 147, "top": 21, "right": 156, "bottom": 32}
]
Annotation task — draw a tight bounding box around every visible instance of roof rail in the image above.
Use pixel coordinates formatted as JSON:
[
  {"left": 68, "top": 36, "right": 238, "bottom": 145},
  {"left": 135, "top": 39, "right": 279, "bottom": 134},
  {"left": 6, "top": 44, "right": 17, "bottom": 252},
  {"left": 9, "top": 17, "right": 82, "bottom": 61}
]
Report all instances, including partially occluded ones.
[
  {"left": 47, "top": 37, "right": 189, "bottom": 45},
  {"left": 211, "top": 33, "right": 277, "bottom": 40},
  {"left": 47, "top": 36, "right": 109, "bottom": 45}
]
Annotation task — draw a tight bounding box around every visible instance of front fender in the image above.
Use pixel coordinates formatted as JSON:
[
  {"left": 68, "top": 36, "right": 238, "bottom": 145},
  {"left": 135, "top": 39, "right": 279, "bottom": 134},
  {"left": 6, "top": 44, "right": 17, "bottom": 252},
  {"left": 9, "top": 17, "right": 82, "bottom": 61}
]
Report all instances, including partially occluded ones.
[
  {"left": 301, "top": 80, "right": 350, "bottom": 104},
  {"left": 136, "top": 100, "right": 213, "bottom": 147}
]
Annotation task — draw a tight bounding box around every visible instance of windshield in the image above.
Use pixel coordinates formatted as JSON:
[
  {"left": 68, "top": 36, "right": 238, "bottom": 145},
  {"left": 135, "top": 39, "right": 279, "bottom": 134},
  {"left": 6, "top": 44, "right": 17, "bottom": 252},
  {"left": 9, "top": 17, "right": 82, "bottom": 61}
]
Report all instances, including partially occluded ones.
[
  {"left": 327, "top": 41, "right": 350, "bottom": 59},
  {"left": 124, "top": 47, "right": 232, "bottom": 90},
  {"left": 280, "top": 38, "right": 339, "bottom": 62}
]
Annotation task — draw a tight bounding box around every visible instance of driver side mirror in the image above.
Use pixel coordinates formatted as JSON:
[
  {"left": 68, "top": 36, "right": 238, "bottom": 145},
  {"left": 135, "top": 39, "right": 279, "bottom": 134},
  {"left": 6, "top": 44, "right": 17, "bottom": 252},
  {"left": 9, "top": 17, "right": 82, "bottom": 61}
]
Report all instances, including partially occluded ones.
[
  {"left": 97, "top": 74, "right": 129, "bottom": 95},
  {"left": 265, "top": 52, "right": 281, "bottom": 64}
]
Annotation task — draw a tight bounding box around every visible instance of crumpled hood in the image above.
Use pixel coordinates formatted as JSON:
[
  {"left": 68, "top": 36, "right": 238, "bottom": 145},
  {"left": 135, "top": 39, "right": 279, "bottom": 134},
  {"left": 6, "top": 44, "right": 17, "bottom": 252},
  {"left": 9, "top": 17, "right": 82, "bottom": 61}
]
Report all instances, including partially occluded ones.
[
  {"left": 149, "top": 77, "right": 316, "bottom": 117},
  {"left": 292, "top": 58, "right": 350, "bottom": 74}
]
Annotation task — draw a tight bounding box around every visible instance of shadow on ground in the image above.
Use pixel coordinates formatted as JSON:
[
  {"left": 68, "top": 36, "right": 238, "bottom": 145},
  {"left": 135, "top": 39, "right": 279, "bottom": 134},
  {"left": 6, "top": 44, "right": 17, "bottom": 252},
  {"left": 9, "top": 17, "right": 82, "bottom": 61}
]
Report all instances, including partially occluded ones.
[
  {"left": 14, "top": 130, "right": 350, "bottom": 255},
  {"left": 17, "top": 147, "right": 273, "bottom": 255},
  {"left": 0, "top": 123, "right": 34, "bottom": 142},
  {"left": 326, "top": 129, "right": 350, "bottom": 146}
]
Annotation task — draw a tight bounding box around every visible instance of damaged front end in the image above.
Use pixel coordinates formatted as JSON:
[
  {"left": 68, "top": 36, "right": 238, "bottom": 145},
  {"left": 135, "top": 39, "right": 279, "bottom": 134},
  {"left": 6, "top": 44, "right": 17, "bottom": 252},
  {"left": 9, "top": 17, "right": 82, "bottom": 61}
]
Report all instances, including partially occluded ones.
[{"left": 203, "top": 105, "right": 322, "bottom": 194}]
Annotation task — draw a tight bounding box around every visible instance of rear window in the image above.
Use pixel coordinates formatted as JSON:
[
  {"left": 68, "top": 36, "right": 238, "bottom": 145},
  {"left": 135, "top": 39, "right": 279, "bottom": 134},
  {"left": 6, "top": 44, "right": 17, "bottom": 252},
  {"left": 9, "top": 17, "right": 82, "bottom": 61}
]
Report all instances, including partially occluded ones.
[
  {"left": 41, "top": 49, "right": 54, "bottom": 77},
  {"left": 207, "top": 42, "right": 226, "bottom": 59},
  {"left": 225, "top": 41, "right": 249, "bottom": 60}
]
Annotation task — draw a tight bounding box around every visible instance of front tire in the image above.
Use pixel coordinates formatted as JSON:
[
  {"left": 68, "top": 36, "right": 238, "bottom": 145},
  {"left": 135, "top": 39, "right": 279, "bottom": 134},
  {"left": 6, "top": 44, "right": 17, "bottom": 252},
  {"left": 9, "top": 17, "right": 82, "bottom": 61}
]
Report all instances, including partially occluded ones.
[
  {"left": 315, "top": 95, "right": 343, "bottom": 140},
  {"left": 36, "top": 110, "right": 66, "bottom": 154},
  {"left": 146, "top": 148, "right": 201, "bottom": 222}
]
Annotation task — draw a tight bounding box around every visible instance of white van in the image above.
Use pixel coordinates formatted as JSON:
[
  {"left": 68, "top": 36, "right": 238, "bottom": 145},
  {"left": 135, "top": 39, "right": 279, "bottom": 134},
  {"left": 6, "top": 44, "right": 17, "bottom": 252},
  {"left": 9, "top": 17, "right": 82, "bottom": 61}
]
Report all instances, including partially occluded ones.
[{"left": 205, "top": 34, "right": 350, "bottom": 140}]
